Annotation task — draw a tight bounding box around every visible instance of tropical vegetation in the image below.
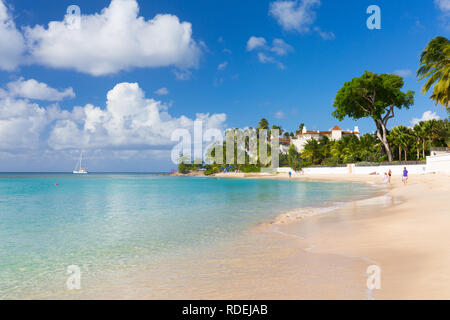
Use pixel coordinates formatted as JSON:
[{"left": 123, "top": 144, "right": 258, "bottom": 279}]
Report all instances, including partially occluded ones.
[{"left": 417, "top": 36, "right": 450, "bottom": 111}]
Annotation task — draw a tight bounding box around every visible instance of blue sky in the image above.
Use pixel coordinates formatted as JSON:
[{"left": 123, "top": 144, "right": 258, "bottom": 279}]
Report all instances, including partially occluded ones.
[{"left": 0, "top": 0, "right": 448, "bottom": 171}]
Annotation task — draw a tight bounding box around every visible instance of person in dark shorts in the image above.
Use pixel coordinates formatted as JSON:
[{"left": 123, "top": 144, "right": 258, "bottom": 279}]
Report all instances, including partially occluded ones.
[{"left": 388, "top": 169, "right": 392, "bottom": 184}]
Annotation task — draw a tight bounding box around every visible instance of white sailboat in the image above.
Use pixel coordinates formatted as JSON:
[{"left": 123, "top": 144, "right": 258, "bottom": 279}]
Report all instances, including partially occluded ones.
[{"left": 73, "top": 152, "right": 88, "bottom": 174}]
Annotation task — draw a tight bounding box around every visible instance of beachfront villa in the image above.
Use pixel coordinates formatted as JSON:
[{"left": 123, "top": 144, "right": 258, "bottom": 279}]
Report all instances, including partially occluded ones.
[{"left": 278, "top": 125, "right": 360, "bottom": 154}]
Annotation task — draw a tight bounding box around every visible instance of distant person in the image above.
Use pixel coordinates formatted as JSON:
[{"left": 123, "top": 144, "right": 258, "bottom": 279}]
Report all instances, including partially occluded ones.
[
  {"left": 383, "top": 172, "right": 389, "bottom": 184},
  {"left": 388, "top": 169, "right": 392, "bottom": 183},
  {"left": 289, "top": 171, "right": 292, "bottom": 179},
  {"left": 402, "top": 167, "right": 408, "bottom": 184}
]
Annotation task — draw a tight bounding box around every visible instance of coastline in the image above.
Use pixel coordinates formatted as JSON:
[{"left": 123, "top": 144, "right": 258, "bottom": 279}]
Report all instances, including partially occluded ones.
[
  {"left": 245, "top": 172, "right": 450, "bottom": 299},
  {"left": 162, "top": 171, "right": 450, "bottom": 299},
  {"left": 30, "top": 172, "right": 450, "bottom": 300}
]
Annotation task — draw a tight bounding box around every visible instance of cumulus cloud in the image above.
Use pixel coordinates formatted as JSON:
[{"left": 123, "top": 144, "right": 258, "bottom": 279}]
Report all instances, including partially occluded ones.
[
  {"left": 269, "top": 0, "right": 321, "bottom": 33},
  {"left": 394, "top": 69, "right": 412, "bottom": 77},
  {"left": 0, "top": 0, "right": 25, "bottom": 71},
  {"left": 0, "top": 97, "right": 67, "bottom": 150},
  {"left": 6, "top": 78, "right": 75, "bottom": 101},
  {"left": 247, "top": 37, "right": 292, "bottom": 68},
  {"left": 0, "top": 82, "right": 226, "bottom": 154},
  {"left": 411, "top": 110, "right": 441, "bottom": 126},
  {"left": 23, "top": 0, "right": 201, "bottom": 76},
  {"left": 46, "top": 82, "right": 226, "bottom": 150},
  {"left": 155, "top": 87, "right": 169, "bottom": 95},
  {"left": 246, "top": 36, "right": 267, "bottom": 51}
]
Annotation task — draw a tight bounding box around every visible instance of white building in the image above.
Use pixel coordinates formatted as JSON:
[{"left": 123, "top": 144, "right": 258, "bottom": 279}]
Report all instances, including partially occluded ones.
[{"left": 291, "top": 125, "right": 360, "bottom": 152}]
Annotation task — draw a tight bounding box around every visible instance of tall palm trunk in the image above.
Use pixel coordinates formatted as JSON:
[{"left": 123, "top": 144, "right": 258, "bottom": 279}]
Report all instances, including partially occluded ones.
[
  {"left": 398, "top": 146, "right": 402, "bottom": 161},
  {"left": 417, "top": 140, "right": 420, "bottom": 160},
  {"left": 422, "top": 139, "right": 425, "bottom": 159},
  {"left": 404, "top": 149, "right": 407, "bottom": 161}
]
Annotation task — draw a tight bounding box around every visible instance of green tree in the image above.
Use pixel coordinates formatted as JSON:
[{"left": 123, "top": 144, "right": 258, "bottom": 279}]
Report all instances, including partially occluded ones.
[
  {"left": 333, "top": 71, "right": 414, "bottom": 162},
  {"left": 412, "top": 124, "right": 423, "bottom": 160},
  {"left": 389, "top": 126, "right": 414, "bottom": 161},
  {"left": 302, "top": 139, "right": 323, "bottom": 165},
  {"left": 417, "top": 36, "right": 450, "bottom": 110},
  {"left": 258, "top": 118, "right": 269, "bottom": 131},
  {"left": 296, "top": 123, "right": 305, "bottom": 135}
]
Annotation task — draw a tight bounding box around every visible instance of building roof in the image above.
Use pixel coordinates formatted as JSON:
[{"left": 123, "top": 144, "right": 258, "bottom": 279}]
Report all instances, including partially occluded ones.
[
  {"left": 331, "top": 125, "right": 342, "bottom": 130},
  {"left": 278, "top": 138, "right": 291, "bottom": 145}
]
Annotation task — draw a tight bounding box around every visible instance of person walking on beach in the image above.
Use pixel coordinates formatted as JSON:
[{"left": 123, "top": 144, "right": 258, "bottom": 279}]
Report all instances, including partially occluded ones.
[
  {"left": 388, "top": 169, "right": 392, "bottom": 184},
  {"left": 289, "top": 171, "right": 292, "bottom": 179},
  {"left": 383, "top": 172, "right": 389, "bottom": 184},
  {"left": 402, "top": 167, "right": 408, "bottom": 185}
]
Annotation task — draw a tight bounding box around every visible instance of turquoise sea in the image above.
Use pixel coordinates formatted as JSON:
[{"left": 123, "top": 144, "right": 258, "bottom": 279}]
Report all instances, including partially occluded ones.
[{"left": 0, "top": 173, "right": 379, "bottom": 299}]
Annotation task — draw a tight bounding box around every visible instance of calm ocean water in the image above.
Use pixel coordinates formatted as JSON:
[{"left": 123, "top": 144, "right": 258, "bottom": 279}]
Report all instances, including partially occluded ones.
[{"left": 0, "top": 173, "right": 378, "bottom": 298}]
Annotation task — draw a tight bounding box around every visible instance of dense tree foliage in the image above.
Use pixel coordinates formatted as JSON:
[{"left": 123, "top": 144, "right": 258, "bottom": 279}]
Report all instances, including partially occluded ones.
[
  {"left": 333, "top": 71, "right": 414, "bottom": 161},
  {"left": 417, "top": 36, "right": 450, "bottom": 110}
]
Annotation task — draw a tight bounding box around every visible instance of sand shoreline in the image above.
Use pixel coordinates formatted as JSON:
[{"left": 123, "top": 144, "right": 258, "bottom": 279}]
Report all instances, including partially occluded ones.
[{"left": 242, "top": 172, "right": 450, "bottom": 299}]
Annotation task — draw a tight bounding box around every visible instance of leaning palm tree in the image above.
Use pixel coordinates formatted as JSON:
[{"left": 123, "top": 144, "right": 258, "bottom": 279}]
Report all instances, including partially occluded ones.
[{"left": 417, "top": 36, "right": 450, "bottom": 111}]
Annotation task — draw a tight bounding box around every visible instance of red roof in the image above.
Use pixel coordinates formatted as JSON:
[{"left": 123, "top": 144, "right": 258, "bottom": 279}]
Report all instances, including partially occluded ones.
[{"left": 331, "top": 125, "right": 342, "bottom": 130}]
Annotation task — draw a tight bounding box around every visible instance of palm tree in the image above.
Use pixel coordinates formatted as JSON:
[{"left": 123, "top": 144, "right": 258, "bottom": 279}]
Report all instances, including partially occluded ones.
[
  {"left": 412, "top": 125, "right": 422, "bottom": 160},
  {"left": 417, "top": 36, "right": 450, "bottom": 111},
  {"left": 389, "top": 126, "right": 405, "bottom": 161},
  {"left": 421, "top": 120, "right": 433, "bottom": 157},
  {"left": 397, "top": 126, "right": 414, "bottom": 161},
  {"left": 302, "top": 139, "right": 323, "bottom": 165}
]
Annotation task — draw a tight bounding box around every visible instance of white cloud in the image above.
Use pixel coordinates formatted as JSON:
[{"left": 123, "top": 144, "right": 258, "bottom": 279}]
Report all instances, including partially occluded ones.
[
  {"left": 411, "top": 110, "right": 441, "bottom": 126},
  {"left": 217, "top": 61, "right": 228, "bottom": 70},
  {"left": 6, "top": 78, "right": 75, "bottom": 101},
  {"left": 314, "top": 27, "right": 335, "bottom": 40},
  {"left": 269, "top": 0, "right": 321, "bottom": 33},
  {"left": 0, "top": 97, "right": 67, "bottom": 149},
  {"left": 435, "top": 0, "right": 450, "bottom": 12},
  {"left": 257, "top": 52, "right": 275, "bottom": 64},
  {"left": 155, "top": 87, "right": 169, "bottom": 95},
  {"left": 47, "top": 82, "right": 226, "bottom": 150},
  {"left": 257, "top": 53, "right": 285, "bottom": 69},
  {"left": 394, "top": 69, "right": 412, "bottom": 77},
  {"left": 0, "top": 0, "right": 25, "bottom": 71},
  {"left": 270, "top": 39, "right": 293, "bottom": 56},
  {"left": 246, "top": 36, "right": 267, "bottom": 51},
  {"left": 247, "top": 37, "right": 292, "bottom": 68},
  {"left": 24, "top": 0, "right": 201, "bottom": 76},
  {"left": 0, "top": 82, "right": 226, "bottom": 154}
]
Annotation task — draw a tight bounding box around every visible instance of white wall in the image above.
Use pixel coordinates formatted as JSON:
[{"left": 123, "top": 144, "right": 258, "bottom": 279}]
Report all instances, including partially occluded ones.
[
  {"left": 302, "top": 166, "right": 349, "bottom": 175},
  {"left": 427, "top": 154, "right": 450, "bottom": 174},
  {"left": 299, "top": 164, "right": 427, "bottom": 175},
  {"left": 277, "top": 167, "right": 295, "bottom": 174},
  {"left": 353, "top": 165, "right": 426, "bottom": 175}
]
